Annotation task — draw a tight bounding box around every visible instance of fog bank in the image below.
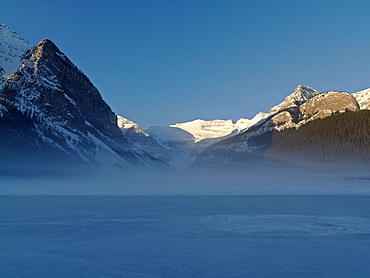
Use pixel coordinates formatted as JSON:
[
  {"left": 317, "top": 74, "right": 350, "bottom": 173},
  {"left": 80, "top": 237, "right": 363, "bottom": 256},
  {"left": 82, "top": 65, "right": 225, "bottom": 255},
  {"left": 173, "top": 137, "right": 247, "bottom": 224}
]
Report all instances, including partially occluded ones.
[{"left": 1, "top": 162, "right": 369, "bottom": 196}]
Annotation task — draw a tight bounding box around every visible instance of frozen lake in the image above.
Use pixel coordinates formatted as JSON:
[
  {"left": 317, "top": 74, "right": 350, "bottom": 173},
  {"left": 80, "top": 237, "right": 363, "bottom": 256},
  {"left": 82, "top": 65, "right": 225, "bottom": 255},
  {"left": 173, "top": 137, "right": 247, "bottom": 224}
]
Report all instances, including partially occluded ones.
[{"left": 1, "top": 195, "right": 370, "bottom": 277}]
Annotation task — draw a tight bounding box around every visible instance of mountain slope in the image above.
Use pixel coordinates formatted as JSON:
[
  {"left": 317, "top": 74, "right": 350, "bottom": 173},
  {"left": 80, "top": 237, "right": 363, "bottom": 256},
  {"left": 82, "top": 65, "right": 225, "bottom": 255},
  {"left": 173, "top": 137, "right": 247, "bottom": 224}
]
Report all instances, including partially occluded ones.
[
  {"left": 144, "top": 125, "right": 197, "bottom": 169},
  {"left": 0, "top": 22, "right": 34, "bottom": 77},
  {"left": 267, "top": 110, "right": 370, "bottom": 164},
  {"left": 117, "top": 116, "right": 172, "bottom": 164},
  {"left": 353, "top": 88, "right": 370, "bottom": 110}
]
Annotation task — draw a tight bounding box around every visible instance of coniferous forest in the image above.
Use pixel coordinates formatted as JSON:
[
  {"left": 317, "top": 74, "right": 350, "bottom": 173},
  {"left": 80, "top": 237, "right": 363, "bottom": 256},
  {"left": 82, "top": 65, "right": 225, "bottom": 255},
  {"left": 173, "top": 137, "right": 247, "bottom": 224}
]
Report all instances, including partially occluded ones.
[{"left": 268, "top": 110, "right": 370, "bottom": 164}]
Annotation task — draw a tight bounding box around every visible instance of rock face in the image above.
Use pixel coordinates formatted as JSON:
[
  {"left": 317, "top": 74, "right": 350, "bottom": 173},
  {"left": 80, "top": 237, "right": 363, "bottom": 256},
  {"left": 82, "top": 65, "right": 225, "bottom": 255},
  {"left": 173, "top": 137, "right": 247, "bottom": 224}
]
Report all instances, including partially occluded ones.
[
  {"left": 0, "top": 36, "right": 166, "bottom": 170},
  {"left": 299, "top": 91, "right": 360, "bottom": 122},
  {"left": 269, "top": 90, "right": 360, "bottom": 131},
  {"left": 192, "top": 86, "right": 364, "bottom": 168}
]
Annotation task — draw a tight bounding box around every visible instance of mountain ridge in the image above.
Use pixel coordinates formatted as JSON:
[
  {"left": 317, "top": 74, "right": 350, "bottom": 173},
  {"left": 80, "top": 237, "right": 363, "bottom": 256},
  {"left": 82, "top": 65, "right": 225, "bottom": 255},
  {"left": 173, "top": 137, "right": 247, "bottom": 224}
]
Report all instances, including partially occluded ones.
[{"left": 192, "top": 88, "right": 369, "bottom": 168}]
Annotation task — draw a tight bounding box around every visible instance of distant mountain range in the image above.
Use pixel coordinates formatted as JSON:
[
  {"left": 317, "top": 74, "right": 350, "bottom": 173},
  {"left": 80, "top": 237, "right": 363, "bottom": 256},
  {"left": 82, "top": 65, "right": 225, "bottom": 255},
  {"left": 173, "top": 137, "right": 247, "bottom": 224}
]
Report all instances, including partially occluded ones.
[
  {"left": 1, "top": 22, "right": 369, "bottom": 171},
  {"left": 193, "top": 86, "right": 370, "bottom": 168}
]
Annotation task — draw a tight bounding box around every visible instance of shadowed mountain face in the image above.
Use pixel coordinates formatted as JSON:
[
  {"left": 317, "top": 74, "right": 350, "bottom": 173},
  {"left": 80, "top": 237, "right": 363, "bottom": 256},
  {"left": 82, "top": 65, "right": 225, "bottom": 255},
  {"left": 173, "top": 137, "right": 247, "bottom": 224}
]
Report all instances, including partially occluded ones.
[{"left": 0, "top": 39, "right": 167, "bottom": 170}]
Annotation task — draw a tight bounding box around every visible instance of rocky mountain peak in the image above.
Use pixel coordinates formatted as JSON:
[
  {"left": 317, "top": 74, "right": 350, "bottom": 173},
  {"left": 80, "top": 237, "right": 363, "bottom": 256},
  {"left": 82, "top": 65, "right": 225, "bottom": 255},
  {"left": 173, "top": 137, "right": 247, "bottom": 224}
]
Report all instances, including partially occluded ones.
[
  {"left": 31, "top": 39, "right": 61, "bottom": 63},
  {"left": 117, "top": 115, "right": 149, "bottom": 136},
  {"left": 269, "top": 85, "right": 320, "bottom": 114},
  {"left": 1, "top": 34, "right": 167, "bottom": 169}
]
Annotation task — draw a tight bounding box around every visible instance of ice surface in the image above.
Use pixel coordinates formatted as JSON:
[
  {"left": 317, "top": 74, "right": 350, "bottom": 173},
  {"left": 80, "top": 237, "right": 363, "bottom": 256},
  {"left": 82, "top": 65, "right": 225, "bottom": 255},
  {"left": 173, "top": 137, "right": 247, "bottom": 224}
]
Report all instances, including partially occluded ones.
[
  {"left": 0, "top": 196, "right": 370, "bottom": 277},
  {"left": 1, "top": 163, "right": 369, "bottom": 277}
]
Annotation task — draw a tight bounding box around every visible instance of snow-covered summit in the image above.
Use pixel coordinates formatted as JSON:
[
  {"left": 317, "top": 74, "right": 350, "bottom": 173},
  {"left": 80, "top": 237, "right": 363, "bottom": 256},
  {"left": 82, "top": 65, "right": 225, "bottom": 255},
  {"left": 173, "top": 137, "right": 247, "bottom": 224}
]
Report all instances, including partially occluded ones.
[
  {"left": 269, "top": 85, "right": 320, "bottom": 114},
  {"left": 0, "top": 22, "right": 34, "bottom": 77},
  {"left": 163, "top": 86, "right": 319, "bottom": 145},
  {"left": 170, "top": 113, "right": 270, "bottom": 142},
  {"left": 234, "top": 112, "right": 270, "bottom": 131},
  {"left": 353, "top": 88, "right": 370, "bottom": 110},
  {"left": 145, "top": 125, "right": 195, "bottom": 143},
  {"left": 117, "top": 115, "right": 148, "bottom": 135},
  {"left": 171, "top": 119, "right": 237, "bottom": 142}
]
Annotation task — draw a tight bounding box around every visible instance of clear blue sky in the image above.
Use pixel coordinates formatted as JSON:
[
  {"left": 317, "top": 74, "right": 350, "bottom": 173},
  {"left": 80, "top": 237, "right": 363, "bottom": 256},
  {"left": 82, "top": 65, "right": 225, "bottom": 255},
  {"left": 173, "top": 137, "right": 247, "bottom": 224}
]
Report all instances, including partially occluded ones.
[{"left": 2, "top": 0, "right": 370, "bottom": 128}]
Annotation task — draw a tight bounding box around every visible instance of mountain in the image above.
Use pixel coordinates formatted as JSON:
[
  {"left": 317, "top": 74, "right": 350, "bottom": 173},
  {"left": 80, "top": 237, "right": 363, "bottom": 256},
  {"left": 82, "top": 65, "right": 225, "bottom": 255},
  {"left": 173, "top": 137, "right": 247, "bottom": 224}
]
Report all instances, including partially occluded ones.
[
  {"left": 115, "top": 85, "right": 365, "bottom": 170},
  {"left": 0, "top": 23, "right": 167, "bottom": 171},
  {"left": 126, "top": 113, "right": 268, "bottom": 169},
  {"left": 0, "top": 22, "right": 34, "bottom": 78},
  {"left": 269, "top": 85, "right": 320, "bottom": 114},
  {"left": 192, "top": 86, "right": 365, "bottom": 168},
  {"left": 171, "top": 119, "right": 238, "bottom": 142},
  {"left": 266, "top": 110, "right": 370, "bottom": 164},
  {"left": 125, "top": 112, "right": 270, "bottom": 169},
  {"left": 144, "top": 125, "right": 197, "bottom": 169},
  {"left": 353, "top": 88, "right": 370, "bottom": 110},
  {"left": 171, "top": 112, "right": 269, "bottom": 142},
  {"left": 2, "top": 23, "right": 369, "bottom": 172},
  {"left": 117, "top": 116, "right": 172, "bottom": 164},
  {"left": 117, "top": 115, "right": 149, "bottom": 135}
]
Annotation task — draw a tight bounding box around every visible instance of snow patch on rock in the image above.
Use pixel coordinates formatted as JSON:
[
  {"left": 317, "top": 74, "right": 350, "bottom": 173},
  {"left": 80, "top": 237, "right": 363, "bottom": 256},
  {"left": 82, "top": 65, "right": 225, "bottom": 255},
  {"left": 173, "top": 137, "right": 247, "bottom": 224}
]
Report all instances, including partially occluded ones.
[{"left": 0, "top": 22, "right": 34, "bottom": 77}]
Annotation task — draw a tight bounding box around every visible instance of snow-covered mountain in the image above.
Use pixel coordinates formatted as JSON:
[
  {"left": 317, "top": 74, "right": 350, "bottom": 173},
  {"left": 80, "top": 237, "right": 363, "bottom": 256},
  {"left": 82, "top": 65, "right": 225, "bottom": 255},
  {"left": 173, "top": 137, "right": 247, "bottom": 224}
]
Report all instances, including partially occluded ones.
[
  {"left": 269, "top": 85, "right": 320, "bottom": 114},
  {"left": 144, "top": 125, "right": 197, "bottom": 169},
  {"left": 0, "top": 23, "right": 167, "bottom": 170},
  {"left": 353, "top": 88, "right": 370, "bottom": 110},
  {"left": 2, "top": 22, "right": 370, "bottom": 172},
  {"left": 171, "top": 119, "right": 236, "bottom": 142},
  {"left": 192, "top": 86, "right": 364, "bottom": 168},
  {"left": 115, "top": 84, "right": 358, "bottom": 169},
  {"left": 0, "top": 22, "right": 34, "bottom": 77},
  {"left": 117, "top": 115, "right": 148, "bottom": 135},
  {"left": 171, "top": 112, "right": 269, "bottom": 143},
  {"left": 117, "top": 116, "right": 172, "bottom": 165},
  {"left": 126, "top": 112, "right": 270, "bottom": 169}
]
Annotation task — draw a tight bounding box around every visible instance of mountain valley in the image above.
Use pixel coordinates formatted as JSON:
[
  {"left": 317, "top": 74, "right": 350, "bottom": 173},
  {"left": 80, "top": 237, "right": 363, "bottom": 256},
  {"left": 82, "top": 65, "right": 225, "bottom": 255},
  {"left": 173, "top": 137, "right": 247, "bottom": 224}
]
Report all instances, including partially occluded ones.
[{"left": 1, "top": 22, "right": 370, "bottom": 172}]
